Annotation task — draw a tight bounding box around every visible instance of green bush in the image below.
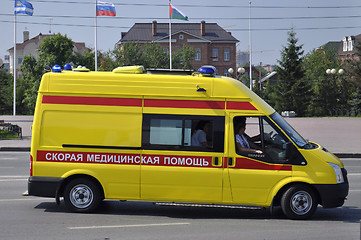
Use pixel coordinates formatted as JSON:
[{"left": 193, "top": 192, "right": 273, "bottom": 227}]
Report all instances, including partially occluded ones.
[{"left": 0, "top": 129, "right": 20, "bottom": 139}]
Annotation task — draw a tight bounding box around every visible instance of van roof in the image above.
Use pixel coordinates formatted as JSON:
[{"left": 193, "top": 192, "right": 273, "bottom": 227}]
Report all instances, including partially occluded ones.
[{"left": 39, "top": 68, "right": 274, "bottom": 115}]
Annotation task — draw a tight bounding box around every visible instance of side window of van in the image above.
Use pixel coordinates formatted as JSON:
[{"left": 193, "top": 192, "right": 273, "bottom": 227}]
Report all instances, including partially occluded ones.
[
  {"left": 233, "top": 116, "right": 291, "bottom": 163},
  {"left": 142, "top": 114, "right": 225, "bottom": 152},
  {"left": 261, "top": 118, "right": 290, "bottom": 163},
  {"left": 233, "top": 116, "right": 262, "bottom": 154}
]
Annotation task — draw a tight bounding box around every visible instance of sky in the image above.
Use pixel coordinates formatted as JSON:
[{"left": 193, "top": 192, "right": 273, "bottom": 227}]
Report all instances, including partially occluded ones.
[{"left": 0, "top": 0, "right": 360, "bottom": 66}]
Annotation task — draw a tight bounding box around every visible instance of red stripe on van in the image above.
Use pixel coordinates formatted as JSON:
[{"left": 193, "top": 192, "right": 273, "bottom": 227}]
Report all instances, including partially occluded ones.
[
  {"left": 235, "top": 158, "right": 292, "bottom": 171},
  {"left": 36, "top": 150, "right": 218, "bottom": 168},
  {"left": 42, "top": 95, "right": 142, "bottom": 107},
  {"left": 227, "top": 101, "right": 257, "bottom": 111},
  {"left": 144, "top": 99, "right": 225, "bottom": 109}
]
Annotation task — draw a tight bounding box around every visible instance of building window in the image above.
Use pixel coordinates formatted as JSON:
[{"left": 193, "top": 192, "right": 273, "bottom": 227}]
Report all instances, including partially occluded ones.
[
  {"left": 224, "top": 69, "right": 230, "bottom": 77},
  {"left": 224, "top": 48, "right": 230, "bottom": 61},
  {"left": 343, "top": 37, "right": 348, "bottom": 52},
  {"left": 179, "top": 53, "right": 184, "bottom": 65},
  {"left": 348, "top": 37, "right": 354, "bottom": 51},
  {"left": 212, "top": 48, "right": 218, "bottom": 61},
  {"left": 179, "top": 34, "right": 184, "bottom": 40},
  {"left": 163, "top": 48, "right": 169, "bottom": 55},
  {"left": 195, "top": 48, "right": 201, "bottom": 61},
  {"left": 17, "top": 56, "right": 23, "bottom": 65}
]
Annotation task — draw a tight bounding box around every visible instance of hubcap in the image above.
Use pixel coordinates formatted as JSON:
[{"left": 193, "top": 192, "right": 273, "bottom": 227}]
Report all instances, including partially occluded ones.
[
  {"left": 290, "top": 191, "right": 312, "bottom": 215},
  {"left": 70, "top": 184, "right": 93, "bottom": 209}
]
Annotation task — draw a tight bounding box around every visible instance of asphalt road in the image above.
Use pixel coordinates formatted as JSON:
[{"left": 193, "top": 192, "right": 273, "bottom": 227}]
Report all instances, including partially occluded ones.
[{"left": 0, "top": 152, "right": 360, "bottom": 240}]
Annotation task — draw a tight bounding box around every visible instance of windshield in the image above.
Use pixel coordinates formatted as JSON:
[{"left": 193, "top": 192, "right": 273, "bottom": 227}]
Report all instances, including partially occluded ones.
[{"left": 270, "top": 112, "right": 309, "bottom": 148}]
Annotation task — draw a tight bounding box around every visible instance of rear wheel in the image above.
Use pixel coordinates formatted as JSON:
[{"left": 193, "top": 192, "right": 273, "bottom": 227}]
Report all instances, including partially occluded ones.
[
  {"left": 63, "top": 178, "right": 102, "bottom": 213},
  {"left": 281, "top": 185, "right": 318, "bottom": 220}
]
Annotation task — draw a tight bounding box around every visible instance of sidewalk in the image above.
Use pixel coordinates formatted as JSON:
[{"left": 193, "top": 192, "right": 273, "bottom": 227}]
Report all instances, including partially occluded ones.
[
  {"left": 284, "top": 117, "right": 361, "bottom": 157},
  {"left": 0, "top": 115, "right": 360, "bottom": 157},
  {"left": 0, "top": 115, "right": 32, "bottom": 151}
]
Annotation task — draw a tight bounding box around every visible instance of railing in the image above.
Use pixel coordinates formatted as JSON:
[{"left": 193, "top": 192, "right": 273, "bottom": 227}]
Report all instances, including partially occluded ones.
[{"left": 0, "top": 120, "right": 22, "bottom": 139}]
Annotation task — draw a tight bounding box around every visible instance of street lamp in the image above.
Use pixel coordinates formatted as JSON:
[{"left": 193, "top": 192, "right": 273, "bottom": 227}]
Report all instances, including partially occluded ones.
[
  {"left": 326, "top": 68, "right": 344, "bottom": 75},
  {"left": 238, "top": 67, "right": 246, "bottom": 74},
  {"left": 228, "top": 67, "right": 246, "bottom": 79}
]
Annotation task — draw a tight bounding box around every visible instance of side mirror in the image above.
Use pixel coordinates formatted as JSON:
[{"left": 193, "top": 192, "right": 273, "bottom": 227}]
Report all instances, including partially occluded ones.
[{"left": 284, "top": 142, "right": 308, "bottom": 165}]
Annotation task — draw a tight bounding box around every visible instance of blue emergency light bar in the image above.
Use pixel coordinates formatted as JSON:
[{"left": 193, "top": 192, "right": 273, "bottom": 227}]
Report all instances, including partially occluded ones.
[
  {"left": 52, "top": 65, "right": 62, "bottom": 72},
  {"left": 64, "top": 64, "right": 72, "bottom": 71},
  {"left": 197, "top": 66, "right": 216, "bottom": 76}
]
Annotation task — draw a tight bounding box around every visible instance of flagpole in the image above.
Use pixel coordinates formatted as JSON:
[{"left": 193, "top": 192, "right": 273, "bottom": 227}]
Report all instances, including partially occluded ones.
[
  {"left": 249, "top": 1, "right": 252, "bottom": 91},
  {"left": 13, "top": 14, "right": 17, "bottom": 116},
  {"left": 169, "top": 0, "right": 172, "bottom": 70},
  {"left": 94, "top": 0, "right": 98, "bottom": 71}
]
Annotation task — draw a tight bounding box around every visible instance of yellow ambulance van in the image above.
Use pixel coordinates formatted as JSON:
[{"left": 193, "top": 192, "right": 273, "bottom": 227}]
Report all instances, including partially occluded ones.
[{"left": 28, "top": 65, "right": 349, "bottom": 219}]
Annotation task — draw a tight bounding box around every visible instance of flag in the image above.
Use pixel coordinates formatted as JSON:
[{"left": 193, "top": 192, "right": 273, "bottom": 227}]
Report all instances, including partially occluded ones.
[
  {"left": 96, "top": 1, "right": 116, "bottom": 16},
  {"left": 169, "top": 3, "right": 188, "bottom": 21},
  {"left": 14, "top": 0, "right": 33, "bottom": 16}
]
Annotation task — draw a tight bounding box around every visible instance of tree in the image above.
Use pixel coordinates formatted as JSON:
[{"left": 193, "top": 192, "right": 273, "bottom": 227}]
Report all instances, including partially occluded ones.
[
  {"left": 69, "top": 48, "right": 95, "bottom": 70},
  {"left": 37, "top": 33, "right": 74, "bottom": 67},
  {"left": 274, "top": 29, "right": 311, "bottom": 116},
  {"left": 117, "top": 42, "right": 195, "bottom": 70},
  {"left": 20, "top": 55, "right": 44, "bottom": 113},
  {"left": 117, "top": 42, "right": 169, "bottom": 69},
  {"left": 343, "top": 42, "right": 361, "bottom": 88},
  {"left": 348, "top": 88, "right": 361, "bottom": 116},
  {"left": 303, "top": 47, "right": 355, "bottom": 116},
  {"left": 97, "top": 49, "right": 118, "bottom": 71},
  {"left": 0, "top": 69, "right": 13, "bottom": 114},
  {"left": 344, "top": 41, "right": 361, "bottom": 116},
  {"left": 118, "top": 42, "right": 144, "bottom": 66},
  {"left": 262, "top": 80, "right": 277, "bottom": 108},
  {"left": 21, "top": 33, "right": 75, "bottom": 113},
  {"left": 142, "top": 43, "right": 169, "bottom": 69},
  {"left": 172, "top": 45, "right": 196, "bottom": 70}
]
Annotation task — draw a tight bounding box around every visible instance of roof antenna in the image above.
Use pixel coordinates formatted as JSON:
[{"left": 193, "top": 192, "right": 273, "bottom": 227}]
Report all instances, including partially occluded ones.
[{"left": 47, "top": 18, "right": 53, "bottom": 34}]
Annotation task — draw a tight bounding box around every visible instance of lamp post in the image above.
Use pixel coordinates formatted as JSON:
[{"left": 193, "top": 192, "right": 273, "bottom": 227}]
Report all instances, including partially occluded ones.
[{"left": 325, "top": 68, "right": 344, "bottom": 115}]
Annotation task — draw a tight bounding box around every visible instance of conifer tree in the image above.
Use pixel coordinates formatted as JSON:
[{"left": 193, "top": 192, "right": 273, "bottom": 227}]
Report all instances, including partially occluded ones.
[{"left": 275, "top": 29, "right": 311, "bottom": 116}]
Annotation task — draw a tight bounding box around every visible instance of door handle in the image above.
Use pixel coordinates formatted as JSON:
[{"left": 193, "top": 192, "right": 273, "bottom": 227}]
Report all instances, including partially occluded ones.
[
  {"left": 214, "top": 157, "right": 219, "bottom": 166},
  {"left": 228, "top": 157, "right": 233, "bottom": 166}
]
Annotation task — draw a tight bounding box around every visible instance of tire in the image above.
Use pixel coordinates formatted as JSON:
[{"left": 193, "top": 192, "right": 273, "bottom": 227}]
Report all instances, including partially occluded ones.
[
  {"left": 63, "top": 178, "right": 102, "bottom": 213},
  {"left": 280, "top": 185, "right": 318, "bottom": 220}
]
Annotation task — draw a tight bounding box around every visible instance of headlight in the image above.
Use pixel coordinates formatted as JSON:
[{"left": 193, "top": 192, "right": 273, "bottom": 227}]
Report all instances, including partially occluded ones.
[{"left": 328, "top": 162, "right": 344, "bottom": 184}]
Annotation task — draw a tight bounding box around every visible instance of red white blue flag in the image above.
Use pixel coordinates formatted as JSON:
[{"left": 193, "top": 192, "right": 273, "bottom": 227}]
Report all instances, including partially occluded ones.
[
  {"left": 96, "top": 1, "right": 116, "bottom": 16},
  {"left": 169, "top": 3, "right": 188, "bottom": 21}
]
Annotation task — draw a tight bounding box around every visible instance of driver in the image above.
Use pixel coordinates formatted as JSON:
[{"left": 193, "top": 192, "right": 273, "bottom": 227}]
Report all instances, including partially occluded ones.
[{"left": 235, "top": 118, "right": 263, "bottom": 154}]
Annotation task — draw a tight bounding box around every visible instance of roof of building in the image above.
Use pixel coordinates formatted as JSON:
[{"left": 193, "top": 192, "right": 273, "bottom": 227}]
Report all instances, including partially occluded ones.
[
  {"left": 321, "top": 41, "right": 341, "bottom": 53},
  {"left": 8, "top": 33, "right": 52, "bottom": 51},
  {"left": 337, "top": 34, "right": 361, "bottom": 56},
  {"left": 8, "top": 33, "right": 87, "bottom": 52},
  {"left": 118, "top": 21, "right": 239, "bottom": 44}
]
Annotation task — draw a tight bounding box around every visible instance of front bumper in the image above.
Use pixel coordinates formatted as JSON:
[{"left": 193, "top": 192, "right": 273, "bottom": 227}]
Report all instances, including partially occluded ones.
[
  {"left": 313, "top": 168, "right": 349, "bottom": 208},
  {"left": 28, "top": 176, "right": 64, "bottom": 198}
]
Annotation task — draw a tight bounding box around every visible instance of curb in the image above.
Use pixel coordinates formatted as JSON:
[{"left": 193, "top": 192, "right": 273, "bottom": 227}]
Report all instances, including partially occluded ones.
[
  {"left": 0, "top": 147, "right": 30, "bottom": 152},
  {"left": 334, "top": 153, "right": 361, "bottom": 158},
  {"left": 0, "top": 147, "right": 360, "bottom": 158}
]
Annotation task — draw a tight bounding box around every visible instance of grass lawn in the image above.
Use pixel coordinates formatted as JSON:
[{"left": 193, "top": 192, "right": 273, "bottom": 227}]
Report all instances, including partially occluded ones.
[{"left": 0, "top": 129, "right": 20, "bottom": 139}]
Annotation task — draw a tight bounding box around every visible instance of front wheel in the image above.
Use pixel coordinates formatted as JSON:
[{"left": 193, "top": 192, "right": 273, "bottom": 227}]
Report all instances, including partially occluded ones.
[
  {"left": 63, "top": 178, "right": 102, "bottom": 213},
  {"left": 281, "top": 185, "right": 318, "bottom": 220}
]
